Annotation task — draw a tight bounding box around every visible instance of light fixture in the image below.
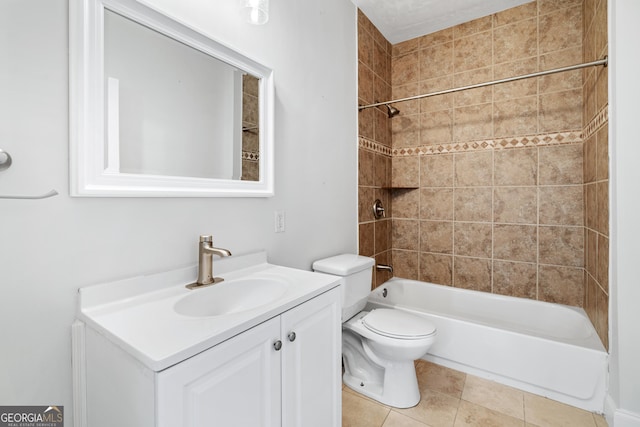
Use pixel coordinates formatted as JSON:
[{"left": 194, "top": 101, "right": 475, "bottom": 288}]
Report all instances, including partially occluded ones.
[{"left": 242, "top": 0, "right": 269, "bottom": 25}]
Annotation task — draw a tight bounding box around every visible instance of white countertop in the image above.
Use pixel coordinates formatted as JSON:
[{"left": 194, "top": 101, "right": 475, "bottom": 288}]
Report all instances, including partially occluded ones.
[{"left": 77, "top": 251, "right": 341, "bottom": 371}]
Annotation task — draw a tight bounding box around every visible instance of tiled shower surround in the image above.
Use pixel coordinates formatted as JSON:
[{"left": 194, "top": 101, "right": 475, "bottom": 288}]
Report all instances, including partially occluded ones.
[{"left": 357, "top": 0, "right": 609, "bottom": 347}]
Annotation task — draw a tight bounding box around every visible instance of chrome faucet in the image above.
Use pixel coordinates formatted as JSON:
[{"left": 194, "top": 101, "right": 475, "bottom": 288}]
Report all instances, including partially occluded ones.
[
  {"left": 376, "top": 264, "right": 393, "bottom": 274},
  {"left": 186, "top": 235, "right": 232, "bottom": 290}
]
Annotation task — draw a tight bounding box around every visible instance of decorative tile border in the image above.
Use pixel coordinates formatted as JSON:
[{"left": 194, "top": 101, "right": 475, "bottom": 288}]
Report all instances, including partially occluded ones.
[
  {"left": 242, "top": 151, "right": 259, "bottom": 161},
  {"left": 360, "top": 130, "right": 583, "bottom": 157},
  {"left": 358, "top": 138, "right": 392, "bottom": 156},
  {"left": 359, "top": 105, "right": 608, "bottom": 157},
  {"left": 582, "top": 105, "right": 609, "bottom": 141}
]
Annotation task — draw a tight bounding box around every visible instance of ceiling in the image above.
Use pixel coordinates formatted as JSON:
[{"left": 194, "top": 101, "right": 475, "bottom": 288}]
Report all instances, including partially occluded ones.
[{"left": 351, "top": 0, "right": 534, "bottom": 44}]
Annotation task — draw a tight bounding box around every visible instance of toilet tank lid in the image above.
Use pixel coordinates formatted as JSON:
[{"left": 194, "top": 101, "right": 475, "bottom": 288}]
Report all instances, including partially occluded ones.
[{"left": 312, "top": 254, "right": 375, "bottom": 275}]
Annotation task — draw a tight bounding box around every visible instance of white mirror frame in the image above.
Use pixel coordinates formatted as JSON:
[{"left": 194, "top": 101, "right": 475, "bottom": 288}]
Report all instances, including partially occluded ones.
[{"left": 69, "top": 0, "right": 274, "bottom": 197}]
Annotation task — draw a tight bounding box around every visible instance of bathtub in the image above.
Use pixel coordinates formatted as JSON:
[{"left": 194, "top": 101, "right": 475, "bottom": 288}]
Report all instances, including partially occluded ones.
[{"left": 366, "top": 278, "right": 608, "bottom": 412}]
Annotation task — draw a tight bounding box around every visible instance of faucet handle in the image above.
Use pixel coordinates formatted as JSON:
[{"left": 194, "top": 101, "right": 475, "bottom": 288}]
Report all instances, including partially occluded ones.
[{"left": 200, "top": 235, "right": 213, "bottom": 243}]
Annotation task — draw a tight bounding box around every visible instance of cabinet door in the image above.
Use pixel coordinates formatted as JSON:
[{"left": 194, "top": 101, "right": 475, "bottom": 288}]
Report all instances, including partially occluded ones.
[
  {"left": 157, "top": 317, "right": 281, "bottom": 427},
  {"left": 281, "top": 288, "right": 341, "bottom": 427}
]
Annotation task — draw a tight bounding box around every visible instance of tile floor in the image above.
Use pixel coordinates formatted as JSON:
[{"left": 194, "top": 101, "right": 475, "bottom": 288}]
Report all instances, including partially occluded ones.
[{"left": 342, "top": 360, "right": 608, "bottom": 427}]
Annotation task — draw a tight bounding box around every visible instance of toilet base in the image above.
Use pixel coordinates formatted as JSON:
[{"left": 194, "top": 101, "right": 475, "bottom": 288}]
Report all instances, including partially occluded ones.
[{"left": 342, "top": 330, "right": 421, "bottom": 408}]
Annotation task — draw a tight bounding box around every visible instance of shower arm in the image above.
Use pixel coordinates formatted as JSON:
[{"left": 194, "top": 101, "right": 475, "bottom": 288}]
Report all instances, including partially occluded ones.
[{"left": 358, "top": 56, "right": 608, "bottom": 112}]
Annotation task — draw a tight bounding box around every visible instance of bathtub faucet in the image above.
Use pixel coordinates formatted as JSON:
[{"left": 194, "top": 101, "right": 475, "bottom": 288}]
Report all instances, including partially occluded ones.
[{"left": 376, "top": 264, "right": 393, "bottom": 274}]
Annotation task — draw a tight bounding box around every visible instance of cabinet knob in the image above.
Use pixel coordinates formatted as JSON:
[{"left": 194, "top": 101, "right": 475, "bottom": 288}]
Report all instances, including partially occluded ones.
[
  {"left": 288, "top": 332, "right": 296, "bottom": 342},
  {"left": 273, "top": 340, "right": 282, "bottom": 351}
]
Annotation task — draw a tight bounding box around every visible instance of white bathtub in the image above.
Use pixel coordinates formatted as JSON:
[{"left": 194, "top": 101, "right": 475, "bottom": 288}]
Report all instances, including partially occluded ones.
[{"left": 366, "top": 278, "right": 608, "bottom": 412}]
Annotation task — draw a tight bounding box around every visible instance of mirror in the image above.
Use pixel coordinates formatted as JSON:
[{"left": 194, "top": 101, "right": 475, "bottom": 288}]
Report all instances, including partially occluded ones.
[{"left": 70, "top": 0, "right": 274, "bottom": 197}]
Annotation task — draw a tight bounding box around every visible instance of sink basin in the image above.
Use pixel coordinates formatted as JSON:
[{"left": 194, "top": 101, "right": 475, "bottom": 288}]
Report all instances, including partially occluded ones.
[{"left": 174, "top": 277, "right": 289, "bottom": 317}]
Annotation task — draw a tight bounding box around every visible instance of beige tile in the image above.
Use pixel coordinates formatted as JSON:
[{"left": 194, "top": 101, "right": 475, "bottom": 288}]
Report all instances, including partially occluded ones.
[
  {"left": 493, "top": 224, "right": 537, "bottom": 263},
  {"left": 455, "top": 151, "right": 493, "bottom": 187},
  {"left": 596, "top": 124, "right": 609, "bottom": 181},
  {"left": 419, "top": 42, "right": 454, "bottom": 81},
  {"left": 420, "top": 253, "right": 453, "bottom": 285},
  {"left": 595, "top": 286, "right": 609, "bottom": 349},
  {"left": 494, "top": 148, "right": 538, "bottom": 186},
  {"left": 392, "top": 219, "right": 420, "bottom": 251},
  {"left": 453, "top": 103, "right": 493, "bottom": 142},
  {"left": 419, "top": 27, "right": 453, "bottom": 49},
  {"left": 462, "top": 375, "right": 525, "bottom": 420},
  {"left": 395, "top": 389, "right": 460, "bottom": 427},
  {"left": 493, "top": 57, "right": 538, "bottom": 102},
  {"left": 392, "top": 114, "right": 420, "bottom": 148},
  {"left": 585, "top": 183, "right": 597, "bottom": 229},
  {"left": 493, "top": 18, "right": 537, "bottom": 65},
  {"left": 539, "top": 47, "right": 583, "bottom": 94},
  {"left": 596, "top": 180, "right": 609, "bottom": 236},
  {"left": 454, "top": 15, "right": 492, "bottom": 38},
  {"left": 539, "top": 185, "right": 584, "bottom": 226},
  {"left": 539, "top": 226, "right": 584, "bottom": 267},
  {"left": 584, "top": 134, "right": 597, "bottom": 184},
  {"left": 494, "top": 187, "right": 537, "bottom": 224},
  {"left": 597, "top": 234, "right": 609, "bottom": 293},
  {"left": 420, "top": 220, "right": 453, "bottom": 254},
  {"left": 421, "top": 188, "right": 454, "bottom": 220},
  {"left": 392, "top": 156, "right": 420, "bottom": 187},
  {"left": 538, "top": 265, "right": 584, "bottom": 306},
  {"left": 342, "top": 390, "right": 390, "bottom": 427},
  {"left": 454, "top": 257, "right": 492, "bottom": 292},
  {"left": 421, "top": 109, "right": 453, "bottom": 145},
  {"left": 524, "top": 393, "right": 597, "bottom": 427},
  {"left": 392, "top": 188, "right": 419, "bottom": 219},
  {"left": 454, "top": 187, "right": 493, "bottom": 222},
  {"left": 539, "top": 88, "right": 582, "bottom": 133},
  {"left": 454, "top": 222, "right": 493, "bottom": 258},
  {"left": 493, "top": 2, "right": 537, "bottom": 27},
  {"left": 453, "top": 67, "right": 493, "bottom": 107},
  {"left": 359, "top": 223, "right": 375, "bottom": 257},
  {"left": 374, "top": 153, "right": 391, "bottom": 188},
  {"left": 359, "top": 149, "right": 374, "bottom": 186},
  {"left": 493, "top": 260, "right": 537, "bottom": 299},
  {"left": 359, "top": 186, "right": 374, "bottom": 222},
  {"left": 415, "top": 360, "right": 467, "bottom": 399},
  {"left": 383, "top": 411, "right": 430, "bottom": 427},
  {"left": 494, "top": 97, "right": 538, "bottom": 137},
  {"left": 420, "top": 76, "right": 454, "bottom": 112},
  {"left": 539, "top": 5, "right": 582, "bottom": 54},
  {"left": 375, "top": 219, "right": 391, "bottom": 254},
  {"left": 421, "top": 154, "right": 454, "bottom": 187},
  {"left": 538, "top": 144, "right": 583, "bottom": 185},
  {"left": 454, "top": 400, "right": 524, "bottom": 427},
  {"left": 392, "top": 249, "right": 420, "bottom": 281},
  {"left": 392, "top": 51, "right": 419, "bottom": 86}
]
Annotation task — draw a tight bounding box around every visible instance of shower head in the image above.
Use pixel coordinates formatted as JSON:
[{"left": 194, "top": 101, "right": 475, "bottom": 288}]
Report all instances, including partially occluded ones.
[{"left": 385, "top": 104, "right": 400, "bottom": 118}]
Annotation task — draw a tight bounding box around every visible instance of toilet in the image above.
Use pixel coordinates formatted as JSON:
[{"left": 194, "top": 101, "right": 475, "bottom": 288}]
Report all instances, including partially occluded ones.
[{"left": 312, "top": 254, "right": 436, "bottom": 408}]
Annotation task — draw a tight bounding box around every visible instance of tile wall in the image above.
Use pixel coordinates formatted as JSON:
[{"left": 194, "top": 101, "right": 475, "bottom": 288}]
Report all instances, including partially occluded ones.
[
  {"left": 357, "top": 9, "right": 394, "bottom": 287},
  {"left": 357, "top": 0, "right": 609, "bottom": 347},
  {"left": 583, "top": 0, "right": 609, "bottom": 348}
]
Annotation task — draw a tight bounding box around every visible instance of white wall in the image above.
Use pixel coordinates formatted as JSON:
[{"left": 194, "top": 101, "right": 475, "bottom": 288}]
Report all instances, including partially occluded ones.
[
  {"left": 609, "top": 0, "right": 640, "bottom": 425},
  {"left": 0, "top": 0, "right": 357, "bottom": 424}
]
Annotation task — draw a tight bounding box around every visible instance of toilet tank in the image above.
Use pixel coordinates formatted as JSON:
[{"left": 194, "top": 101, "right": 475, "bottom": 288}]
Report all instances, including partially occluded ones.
[{"left": 312, "top": 254, "right": 375, "bottom": 321}]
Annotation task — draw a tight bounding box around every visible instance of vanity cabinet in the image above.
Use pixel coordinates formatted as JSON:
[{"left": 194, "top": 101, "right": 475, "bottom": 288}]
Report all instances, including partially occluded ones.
[{"left": 82, "top": 287, "right": 341, "bottom": 427}]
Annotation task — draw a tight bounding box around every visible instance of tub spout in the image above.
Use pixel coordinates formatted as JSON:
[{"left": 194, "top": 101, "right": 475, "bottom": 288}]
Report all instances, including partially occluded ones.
[{"left": 376, "top": 264, "right": 393, "bottom": 274}]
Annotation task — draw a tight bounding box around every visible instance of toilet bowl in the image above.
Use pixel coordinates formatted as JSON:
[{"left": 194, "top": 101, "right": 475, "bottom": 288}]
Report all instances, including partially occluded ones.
[{"left": 312, "top": 254, "right": 437, "bottom": 408}]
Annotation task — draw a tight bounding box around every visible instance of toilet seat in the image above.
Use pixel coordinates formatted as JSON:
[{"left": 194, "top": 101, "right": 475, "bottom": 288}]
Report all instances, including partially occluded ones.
[{"left": 362, "top": 309, "right": 436, "bottom": 340}]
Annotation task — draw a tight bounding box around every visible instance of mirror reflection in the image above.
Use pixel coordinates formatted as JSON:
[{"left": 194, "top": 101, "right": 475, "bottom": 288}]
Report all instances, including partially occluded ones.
[{"left": 103, "top": 9, "right": 259, "bottom": 181}]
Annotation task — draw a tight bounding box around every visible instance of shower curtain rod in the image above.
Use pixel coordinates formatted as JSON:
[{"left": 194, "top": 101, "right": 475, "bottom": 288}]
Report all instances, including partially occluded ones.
[{"left": 358, "top": 56, "right": 608, "bottom": 111}]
